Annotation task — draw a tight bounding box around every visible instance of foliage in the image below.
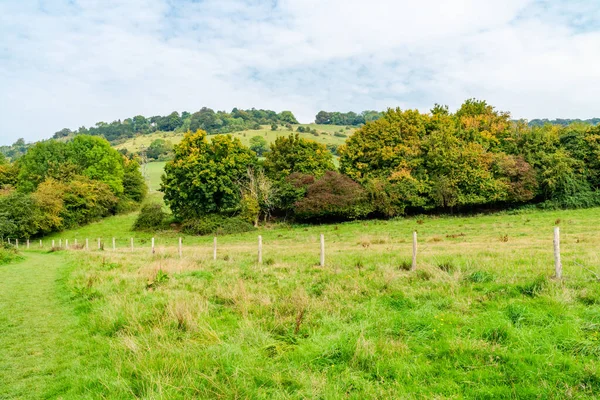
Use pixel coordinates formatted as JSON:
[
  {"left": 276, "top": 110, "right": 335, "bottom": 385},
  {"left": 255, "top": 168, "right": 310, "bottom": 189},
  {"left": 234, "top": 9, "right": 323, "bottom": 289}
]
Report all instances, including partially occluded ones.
[
  {"left": 121, "top": 157, "right": 147, "bottom": 203},
  {"left": 181, "top": 214, "right": 255, "bottom": 236},
  {"left": 161, "top": 130, "right": 257, "bottom": 219},
  {"left": 146, "top": 139, "right": 173, "bottom": 160},
  {"left": 133, "top": 203, "right": 168, "bottom": 231},
  {"left": 294, "top": 171, "right": 373, "bottom": 221},
  {"left": 315, "top": 110, "right": 383, "bottom": 125},
  {"left": 249, "top": 135, "right": 269, "bottom": 156},
  {"left": 263, "top": 134, "right": 335, "bottom": 180},
  {"left": 0, "top": 192, "right": 42, "bottom": 239},
  {"left": 0, "top": 243, "right": 22, "bottom": 265}
]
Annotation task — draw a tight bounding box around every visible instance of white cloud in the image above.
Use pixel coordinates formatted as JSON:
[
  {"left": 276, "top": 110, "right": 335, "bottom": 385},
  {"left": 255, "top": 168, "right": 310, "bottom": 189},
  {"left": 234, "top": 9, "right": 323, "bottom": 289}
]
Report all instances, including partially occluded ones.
[{"left": 1, "top": 0, "right": 599, "bottom": 145}]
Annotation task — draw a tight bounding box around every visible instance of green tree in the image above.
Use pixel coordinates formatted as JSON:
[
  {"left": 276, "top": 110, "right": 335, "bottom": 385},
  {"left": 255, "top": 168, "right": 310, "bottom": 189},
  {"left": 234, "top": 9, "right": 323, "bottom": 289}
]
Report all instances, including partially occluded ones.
[
  {"left": 249, "top": 136, "right": 268, "bottom": 156},
  {"left": 161, "top": 130, "right": 257, "bottom": 219},
  {"left": 146, "top": 139, "right": 173, "bottom": 160},
  {"left": 264, "top": 134, "right": 335, "bottom": 180},
  {"left": 278, "top": 111, "right": 299, "bottom": 124}
]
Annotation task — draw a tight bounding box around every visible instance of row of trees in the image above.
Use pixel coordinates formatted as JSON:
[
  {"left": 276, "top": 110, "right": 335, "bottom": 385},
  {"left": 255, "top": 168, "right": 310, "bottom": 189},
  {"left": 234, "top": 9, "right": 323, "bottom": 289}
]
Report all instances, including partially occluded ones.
[
  {"left": 52, "top": 108, "right": 299, "bottom": 143},
  {"left": 160, "top": 99, "right": 600, "bottom": 229},
  {"left": 0, "top": 135, "right": 146, "bottom": 239},
  {"left": 315, "top": 110, "right": 383, "bottom": 126}
]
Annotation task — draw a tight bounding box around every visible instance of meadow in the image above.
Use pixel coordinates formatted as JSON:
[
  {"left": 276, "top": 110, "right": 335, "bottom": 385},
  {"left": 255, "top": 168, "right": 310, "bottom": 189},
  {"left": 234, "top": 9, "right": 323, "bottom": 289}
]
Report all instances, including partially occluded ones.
[
  {"left": 115, "top": 124, "right": 353, "bottom": 154},
  {"left": 2, "top": 204, "right": 600, "bottom": 398}
]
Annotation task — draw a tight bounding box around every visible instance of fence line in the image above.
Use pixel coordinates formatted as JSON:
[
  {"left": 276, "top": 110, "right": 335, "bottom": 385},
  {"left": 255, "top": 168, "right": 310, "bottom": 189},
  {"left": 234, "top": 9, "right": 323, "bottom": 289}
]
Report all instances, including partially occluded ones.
[{"left": 2, "top": 229, "right": 568, "bottom": 279}]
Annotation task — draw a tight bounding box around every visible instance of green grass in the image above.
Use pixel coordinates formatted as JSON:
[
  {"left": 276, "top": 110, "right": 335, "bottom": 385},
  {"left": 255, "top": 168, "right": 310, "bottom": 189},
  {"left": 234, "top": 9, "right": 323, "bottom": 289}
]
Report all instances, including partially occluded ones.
[
  {"left": 143, "top": 160, "right": 166, "bottom": 192},
  {"left": 6, "top": 205, "right": 600, "bottom": 398},
  {"left": 5, "top": 206, "right": 593, "bottom": 397},
  {"left": 115, "top": 124, "right": 353, "bottom": 154}
]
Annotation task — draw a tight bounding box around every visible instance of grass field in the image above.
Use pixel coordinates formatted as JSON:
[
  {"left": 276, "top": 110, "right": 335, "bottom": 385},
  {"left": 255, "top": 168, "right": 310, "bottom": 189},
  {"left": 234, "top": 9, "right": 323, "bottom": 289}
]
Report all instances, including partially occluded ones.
[
  {"left": 115, "top": 124, "right": 354, "bottom": 154},
  {"left": 3, "top": 206, "right": 600, "bottom": 398}
]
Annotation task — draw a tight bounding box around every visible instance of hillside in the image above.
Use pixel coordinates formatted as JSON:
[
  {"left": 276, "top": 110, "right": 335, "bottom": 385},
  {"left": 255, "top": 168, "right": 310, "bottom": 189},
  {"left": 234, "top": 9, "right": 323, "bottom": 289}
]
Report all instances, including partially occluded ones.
[{"left": 114, "top": 124, "right": 354, "bottom": 154}]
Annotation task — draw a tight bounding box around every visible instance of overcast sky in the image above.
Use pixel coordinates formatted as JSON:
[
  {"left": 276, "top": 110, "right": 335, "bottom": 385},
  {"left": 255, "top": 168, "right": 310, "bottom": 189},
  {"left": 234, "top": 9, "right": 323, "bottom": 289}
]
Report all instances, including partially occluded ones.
[{"left": 1, "top": 0, "right": 599, "bottom": 145}]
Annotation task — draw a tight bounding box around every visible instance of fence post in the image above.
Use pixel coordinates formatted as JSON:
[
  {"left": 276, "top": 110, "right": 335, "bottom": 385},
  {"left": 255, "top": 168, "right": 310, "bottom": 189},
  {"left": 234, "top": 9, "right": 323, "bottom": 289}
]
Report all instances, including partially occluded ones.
[
  {"left": 213, "top": 237, "right": 217, "bottom": 260},
  {"left": 151, "top": 238, "right": 155, "bottom": 254},
  {"left": 412, "top": 231, "right": 418, "bottom": 271},
  {"left": 98, "top": 238, "right": 101, "bottom": 250},
  {"left": 59, "top": 239, "right": 62, "bottom": 248},
  {"left": 112, "top": 237, "right": 116, "bottom": 251},
  {"left": 320, "top": 234, "right": 325, "bottom": 267},
  {"left": 66, "top": 239, "right": 69, "bottom": 250},
  {"left": 130, "top": 238, "right": 134, "bottom": 252},
  {"left": 27, "top": 239, "right": 30, "bottom": 249},
  {"left": 178, "top": 237, "right": 182, "bottom": 258},
  {"left": 258, "top": 235, "right": 263, "bottom": 264},
  {"left": 74, "top": 239, "right": 78, "bottom": 248},
  {"left": 16, "top": 239, "right": 19, "bottom": 249},
  {"left": 85, "top": 238, "right": 89, "bottom": 251},
  {"left": 554, "top": 227, "right": 562, "bottom": 279},
  {"left": 7, "top": 238, "right": 10, "bottom": 245},
  {"left": 52, "top": 239, "right": 55, "bottom": 248},
  {"left": 40, "top": 240, "right": 42, "bottom": 248}
]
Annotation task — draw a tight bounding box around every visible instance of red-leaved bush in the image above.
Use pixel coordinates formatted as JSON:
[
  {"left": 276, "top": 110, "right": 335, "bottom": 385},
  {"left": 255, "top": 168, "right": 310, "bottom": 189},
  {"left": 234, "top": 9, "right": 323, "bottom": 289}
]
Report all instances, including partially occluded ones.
[{"left": 294, "top": 171, "right": 373, "bottom": 221}]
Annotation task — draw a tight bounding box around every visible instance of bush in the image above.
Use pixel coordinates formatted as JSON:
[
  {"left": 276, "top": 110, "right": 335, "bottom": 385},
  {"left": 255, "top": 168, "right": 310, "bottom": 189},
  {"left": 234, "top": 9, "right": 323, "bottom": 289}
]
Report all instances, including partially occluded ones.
[
  {"left": 294, "top": 171, "right": 374, "bottom": 221},
  {"left": 133, "top": 203, "right": 168, "bottom": 231},
  {"left": 334, "top": 132, "right": 347, "bottom": 138},
  {"left": 0, "top": 243, "right": 22, "bottom": 265},
  {"left": 181, "top": 214, "right": 255, "bottom": 236}
]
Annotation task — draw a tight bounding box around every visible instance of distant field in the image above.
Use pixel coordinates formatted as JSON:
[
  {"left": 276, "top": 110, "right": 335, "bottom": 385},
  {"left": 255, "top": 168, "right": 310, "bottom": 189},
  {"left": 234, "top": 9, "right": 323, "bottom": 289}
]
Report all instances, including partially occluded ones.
[
  {"left": 115, "top": 124, "right": 354, "bottom": 153},
  {"left": 12, "top": 206, "right": 598, "bottom": 398},
  {"left": 143, "top": 161, "right": 166, "bottom": 192}
]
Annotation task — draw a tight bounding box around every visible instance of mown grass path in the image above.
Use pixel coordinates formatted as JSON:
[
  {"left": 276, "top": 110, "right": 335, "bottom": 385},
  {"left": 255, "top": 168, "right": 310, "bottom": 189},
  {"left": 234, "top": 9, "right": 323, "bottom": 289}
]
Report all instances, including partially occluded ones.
[{"left": 0, "top": 252, "right": 120, "bottom": 399}]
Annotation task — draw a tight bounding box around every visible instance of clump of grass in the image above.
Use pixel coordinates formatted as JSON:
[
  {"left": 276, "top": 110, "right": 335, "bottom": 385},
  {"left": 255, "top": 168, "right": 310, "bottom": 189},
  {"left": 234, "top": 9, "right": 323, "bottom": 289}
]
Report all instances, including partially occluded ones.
[
  {"left": 416, "top": 270, "right": 432, "bottom": 281},
  {"left": 354, "top": 259, "right": 364, "bottom": 270},
  {"left": 482, "top": 325, "right": 510, "bottom": 345},
  {"left": 437, "top": 261, "right": 456, "bottom": 273},
  {"left": 506, "top": 303, "right": 528, "bottom": 326},
  {"left": 577, "top": 291, "right": 600, "bottom": 306},
  {"left": 264, "top": 258, "right": 275, "bottom": 266},
  {"left": 518, "top": 275, "right": 547, "bottom": 297},
  {"left": 146, "top": 269, "right": 169, "bottom": 290},
  {"left": 429, "top": 236, "right": 443, "bottom": 243},
  {"left": 499, "top": 234, "right": 509, "bottom": 242},
  {"left": 398, "top": 260, "right": 412, "bottom": 271},
  {"left": 465, "top": 270, "right": 495, "bottom": 283},
  {"left": 446, "top": 233, "right": 466, "bottom": 239}
]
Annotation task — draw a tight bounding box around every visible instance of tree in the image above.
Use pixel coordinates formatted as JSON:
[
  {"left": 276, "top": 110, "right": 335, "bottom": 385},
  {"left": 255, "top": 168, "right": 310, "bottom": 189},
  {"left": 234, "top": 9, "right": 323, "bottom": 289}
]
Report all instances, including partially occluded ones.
[
  {"left": 249, "top": 136, "right": 268, "bottom": 156},
  {"left": 161, "top": 130, "right": 257, "bottom": 219},
  {"left": 263, "top": 134, "right": 335, "bottom": 180},
  {"left": 122, "top": 157, "right": 147, "bottom": 202},
  {"left": 278, "top": 111, "right": 299, "bottom": 124},
  {"left": 146, "top": 139, "right": 173, "bottom": 160}
]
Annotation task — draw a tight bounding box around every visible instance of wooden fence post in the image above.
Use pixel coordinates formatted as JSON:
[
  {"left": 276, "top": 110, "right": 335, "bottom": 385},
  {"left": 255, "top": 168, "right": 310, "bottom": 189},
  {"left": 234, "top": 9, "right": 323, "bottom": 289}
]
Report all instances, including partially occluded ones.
[
  {"left": 320, "top": 234, "right": 325, "bottom": 267},
  {"left": 412, "top": 231, "right": 418, "bottom": 271},
  {"left": 112, "top": 237, "right": 116, "bottom": 251},
  {"left": 178, "top": 237, "right": 182, "bottom": 258},
  {"left": 554, "top": 227, "right": 562, "bottom": 279},
  {"left": 258, "top": 235, "right": 263, "bottom": 264},
  {"left": 59, "top": 239, "right": 62, "bottom": 248},
  {"left": 85, "top": 238, "right": 89, "bottom": 251},
  {"left": 52, "top": 239, "right": 55, "bottom": 248},
  {"left": 65, "top": 239, "right": 69, "bottom": 250},
  {"left": 98, "top": 238, "right": 101, "bottom": 250},
  {"left": 40, "top": 240, "right": 42, "bottom": 248},
  {"left": 151, "top": 238, "right": 155, "bottom": 254},
  {"left": 27, "top": 239, "right": 30, "bottom": 249},
  {"left": 213, "top": 237, "right": 217, "bottom": 260},
  {"left": 16, "top": 239, "right": 18, "bottom": 249}
]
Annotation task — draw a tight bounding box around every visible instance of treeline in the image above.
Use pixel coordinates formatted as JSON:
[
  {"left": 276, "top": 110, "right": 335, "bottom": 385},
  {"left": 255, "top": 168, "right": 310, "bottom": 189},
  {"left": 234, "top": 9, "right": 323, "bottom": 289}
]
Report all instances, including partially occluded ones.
[
  {"left": 0, "top": 136, "right": 146, "bottom": 239},
  {"left": 528, "top": 118, "right": 600, "bottom": 127},
  {"left": 315, "top": 110, "right": 383, "bottom": 125},
  {"left": 148, "top": 99, "right": 600, "bottom": 234},
  {"left": 52, "top": 108, "right": 299, "bottom": 143}
]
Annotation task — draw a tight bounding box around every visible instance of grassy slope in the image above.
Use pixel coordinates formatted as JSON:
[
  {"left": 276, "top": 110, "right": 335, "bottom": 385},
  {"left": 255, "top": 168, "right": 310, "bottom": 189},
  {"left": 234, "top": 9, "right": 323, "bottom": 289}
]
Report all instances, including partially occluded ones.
[
  {"left": 115, "top": 124, "right": 353, "bottom": 153},
  {"left": 31, "top": 206, "right": 600, "bottom": 397}
]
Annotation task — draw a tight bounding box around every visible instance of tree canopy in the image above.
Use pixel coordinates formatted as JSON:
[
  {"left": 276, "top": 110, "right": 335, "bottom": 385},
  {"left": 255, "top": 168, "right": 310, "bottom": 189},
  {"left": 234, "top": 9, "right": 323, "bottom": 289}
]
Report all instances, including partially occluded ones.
[{"left": 161, "top": 130, "right": 257, "bottom": 219}]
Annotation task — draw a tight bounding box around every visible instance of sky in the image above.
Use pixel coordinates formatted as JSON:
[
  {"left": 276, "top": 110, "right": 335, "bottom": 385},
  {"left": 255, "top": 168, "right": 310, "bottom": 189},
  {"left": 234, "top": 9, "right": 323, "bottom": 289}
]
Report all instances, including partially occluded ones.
[{"left": 1, "top": 0, "right": 600, "bottom": 145}]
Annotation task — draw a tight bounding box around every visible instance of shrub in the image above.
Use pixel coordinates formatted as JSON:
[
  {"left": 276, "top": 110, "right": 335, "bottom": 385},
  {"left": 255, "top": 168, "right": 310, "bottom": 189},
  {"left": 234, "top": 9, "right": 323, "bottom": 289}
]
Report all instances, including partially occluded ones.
[
  {"left": 334, "top": 132, "right": 347, "bottom": 138},
  {"left": 0, "top": 243, "right": 22, "bottom": 265},
  {"left": 133, "top": 203, "right": 168, "bottom": 231},
  {"left": 294, "top": 171, "right": 374, "bottom": 221},
  {"left": 181, "top": 214, "right": 255, "bottom": 236}
]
